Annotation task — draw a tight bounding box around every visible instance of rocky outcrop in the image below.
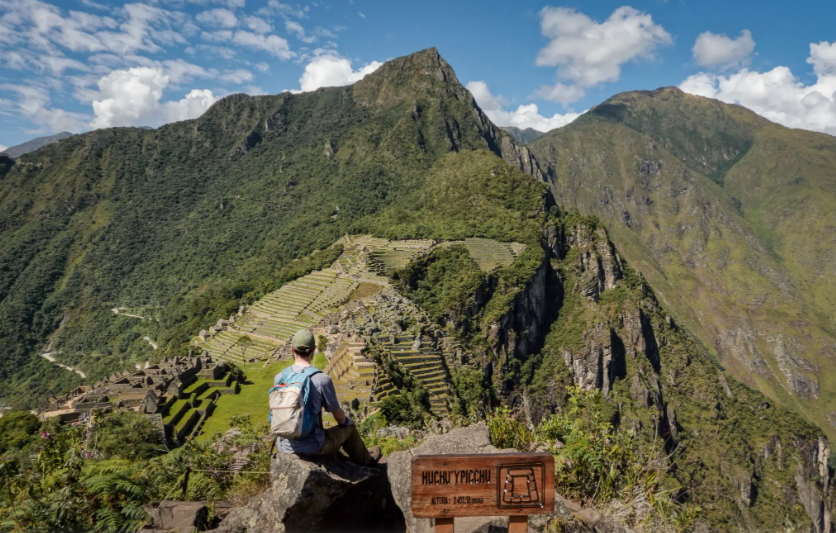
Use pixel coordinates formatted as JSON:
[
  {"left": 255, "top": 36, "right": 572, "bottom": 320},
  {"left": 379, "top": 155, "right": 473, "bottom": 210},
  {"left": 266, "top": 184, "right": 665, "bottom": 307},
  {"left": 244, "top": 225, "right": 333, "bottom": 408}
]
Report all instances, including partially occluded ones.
[
  {"left": 795, "top": 437, "right": 833, "bottom": 533},
  {"left": 214, "top": 453, "right": 402, "bottom": 533},
  {"left": 142, "top": 501, "right": 209, "bottom": 533},
  {"left": 769, "top": 334, "right": 821, "bottom": 399},
  {"left": 386, "top": 424, "right": 502, "bottom": 533},
  {"left": 386, "top": 424, "right": 634, "bottom": 533},
  {"left": 487, "top": 258, "right": 550, "bottom": 374}
]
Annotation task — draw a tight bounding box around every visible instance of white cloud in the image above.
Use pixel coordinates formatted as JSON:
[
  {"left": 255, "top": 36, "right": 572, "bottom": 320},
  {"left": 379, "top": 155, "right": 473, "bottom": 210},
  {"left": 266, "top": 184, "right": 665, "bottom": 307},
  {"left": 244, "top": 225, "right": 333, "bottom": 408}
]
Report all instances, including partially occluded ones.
[
  {"left": 256, "top": 1, "right": 307, "bottom": 19},
  {"left": 196, "top": 8, "right": 238, "bottom": 28},
  {"left": 254, "top": 62, "right": 269, "bottom": 72},
  {"left": 79, "top": 0, "right": 110, "bottom": 11},
  {"left": 221, "top": 68, "right": 253, "bottom": 83},
  {"left": 90, "top": 67, "right": 217, "bottom": 129},
  {"left": 233, "top": 30, "right": 292, "bottom": 58},
  {"left": 532, "top": 83, "right": 584, "bottom": 105},
  {"left": 680, "top": 41, "right": 836, "bottom": 135},
  {"left": 203, "top": 29, "right": 294, "bottom": 59},
  {"left": 195, "top": 44, "right": 236, "bottom": 59},
  {"left": 0, "top": 144, "right": 8, "bottom": 152},
  {"left": 286, "top": 20, "right": 315, "bottom": 43},
  {"left": 534, "top": 6, "right": 672, "bottom": 104},
  {"left": 296, "top": 53, "right": 382, "bottom": 92},
  {"left": 808, "top": 41, "right": 836, "bottom": 76},
  {"left": 693, "top": 30, "right": 755, "bottom": 69},
  {"left": 358, "top": 12, "right": 365, "bottom": 19},
  {"left": 242, "top": 15, "right": 270, "bottom": 34},
  {"left": 96, "top": 3, "right": 187, "bottom": 55},
  {"left": 466, "top": 80, "right": 581, "bottom": 132},
  {"left": 0, "top": 83, "right": 89, "bottom": 132},
  {"left": 243, "top": 85, "right": 265, "bottom": 95}
]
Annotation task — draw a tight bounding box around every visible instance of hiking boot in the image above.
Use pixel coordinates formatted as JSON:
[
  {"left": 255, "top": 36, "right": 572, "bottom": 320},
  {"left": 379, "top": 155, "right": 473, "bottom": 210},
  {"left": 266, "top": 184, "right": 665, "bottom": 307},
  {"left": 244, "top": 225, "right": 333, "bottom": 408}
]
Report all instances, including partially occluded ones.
[{"left": 368, "top": 446, "right": 382, "bottom": 465}]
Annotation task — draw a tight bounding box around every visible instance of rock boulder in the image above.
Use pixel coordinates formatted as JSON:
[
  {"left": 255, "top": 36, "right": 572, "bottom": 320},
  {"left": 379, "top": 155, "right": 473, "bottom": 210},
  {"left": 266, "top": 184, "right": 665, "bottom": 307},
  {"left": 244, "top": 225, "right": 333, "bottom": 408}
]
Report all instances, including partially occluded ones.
[
  {"left": 214, "top": 452, "right": 402, "bottom": 533},
  {"left": 142, "top": 500, "right": 208, "bottom": 533},
  {"left": 386, "top": 423, "right": 635, "bottom": 533},
  {"left": 385, "top": 424, "right": 508, "bottom": 533}
]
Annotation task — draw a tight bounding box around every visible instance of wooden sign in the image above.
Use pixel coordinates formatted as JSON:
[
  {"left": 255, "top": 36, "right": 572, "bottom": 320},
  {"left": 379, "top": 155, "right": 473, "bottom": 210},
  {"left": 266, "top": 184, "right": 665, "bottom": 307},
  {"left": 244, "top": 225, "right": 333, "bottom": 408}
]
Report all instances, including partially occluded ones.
[{"left": 411, "top": 453, "right": 555, "bottom": 519}]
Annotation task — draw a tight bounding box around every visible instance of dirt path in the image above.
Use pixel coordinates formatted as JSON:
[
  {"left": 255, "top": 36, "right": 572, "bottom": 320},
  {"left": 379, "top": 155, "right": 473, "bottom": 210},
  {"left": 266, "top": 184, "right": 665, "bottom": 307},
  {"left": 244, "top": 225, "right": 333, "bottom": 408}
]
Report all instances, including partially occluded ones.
[
  {"left": 111, "top": 307, "right": 147, "bottom": 319},
  {"left": 40, "top": 352, "right": 86, "bottom": 378},
  {"left": 143, "top": 336, "right": 158, "bottom": 350}
]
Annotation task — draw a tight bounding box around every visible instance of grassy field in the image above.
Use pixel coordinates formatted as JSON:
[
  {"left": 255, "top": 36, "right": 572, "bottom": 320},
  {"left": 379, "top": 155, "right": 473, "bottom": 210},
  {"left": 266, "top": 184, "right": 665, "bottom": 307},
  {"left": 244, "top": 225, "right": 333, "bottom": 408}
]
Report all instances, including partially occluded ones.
[
  {"left": 196, "top": 360, "right": 292, "bottom": 440},
  {"left": 312, "top": 351, "right": 328, "bottom": 369}
]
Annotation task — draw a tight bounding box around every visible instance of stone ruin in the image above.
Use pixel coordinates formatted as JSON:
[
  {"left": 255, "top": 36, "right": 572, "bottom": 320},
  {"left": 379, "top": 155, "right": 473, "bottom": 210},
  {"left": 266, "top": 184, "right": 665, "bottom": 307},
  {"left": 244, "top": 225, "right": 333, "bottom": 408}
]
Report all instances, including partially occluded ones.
[
  {"left": 37, "top": 354, "right": 230, "bottom": 444},
  {"left": 187, "top": 235, "right": 518, "bottom": 426}
]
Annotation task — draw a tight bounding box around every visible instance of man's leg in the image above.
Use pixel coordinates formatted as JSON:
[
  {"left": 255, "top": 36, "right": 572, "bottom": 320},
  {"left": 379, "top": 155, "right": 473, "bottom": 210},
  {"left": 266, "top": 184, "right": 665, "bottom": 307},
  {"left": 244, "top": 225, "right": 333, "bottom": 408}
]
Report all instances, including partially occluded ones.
[{"left": 317, "top": 425, "right": 373, "bottom": 465}]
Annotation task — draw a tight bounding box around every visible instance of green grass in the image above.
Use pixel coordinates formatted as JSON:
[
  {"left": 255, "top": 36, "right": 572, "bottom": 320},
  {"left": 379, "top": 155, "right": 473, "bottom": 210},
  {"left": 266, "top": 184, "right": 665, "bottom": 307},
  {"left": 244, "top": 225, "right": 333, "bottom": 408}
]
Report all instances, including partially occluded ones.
[
  {"left": 312, "top": 351, "right": 328, "bottom": 369},
  {"left": 196, "top": 360, "right": 292, "bottom": 440},
  {"left": 163, "top": 399, "right": 189, "bottom": 423}
]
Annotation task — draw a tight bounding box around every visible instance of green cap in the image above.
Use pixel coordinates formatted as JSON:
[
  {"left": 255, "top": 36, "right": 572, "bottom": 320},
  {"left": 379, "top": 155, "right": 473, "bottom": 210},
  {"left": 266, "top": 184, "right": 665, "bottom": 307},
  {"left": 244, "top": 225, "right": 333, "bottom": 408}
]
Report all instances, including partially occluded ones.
[{"left": 291, "top": 329, "right": 316, "bottom": 353}]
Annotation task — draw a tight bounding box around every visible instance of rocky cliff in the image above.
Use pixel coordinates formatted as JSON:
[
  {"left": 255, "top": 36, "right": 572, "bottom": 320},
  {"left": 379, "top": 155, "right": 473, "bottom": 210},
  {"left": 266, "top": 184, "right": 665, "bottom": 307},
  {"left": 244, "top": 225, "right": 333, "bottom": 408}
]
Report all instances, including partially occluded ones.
[{"left": 399, "top": 210, "right": 834, "bottom": 532}]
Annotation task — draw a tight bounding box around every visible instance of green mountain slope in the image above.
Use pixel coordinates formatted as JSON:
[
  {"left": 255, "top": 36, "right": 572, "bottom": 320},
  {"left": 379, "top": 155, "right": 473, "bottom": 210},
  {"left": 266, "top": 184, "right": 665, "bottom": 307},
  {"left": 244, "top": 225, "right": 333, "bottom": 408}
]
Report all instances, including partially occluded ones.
[
  {"left": 0, "top": 48, "right": 539, "bottom": 405},
  {"left": 529, "top": 87, "right": 836, "bottom": 439}
]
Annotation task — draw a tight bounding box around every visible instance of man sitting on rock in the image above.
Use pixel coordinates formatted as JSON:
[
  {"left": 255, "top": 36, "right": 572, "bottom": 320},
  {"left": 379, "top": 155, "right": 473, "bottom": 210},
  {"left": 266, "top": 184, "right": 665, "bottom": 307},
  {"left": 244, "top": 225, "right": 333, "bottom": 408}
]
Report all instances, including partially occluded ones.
[{"left": 274, "top": 329, "right": 381, "bottom": 466}]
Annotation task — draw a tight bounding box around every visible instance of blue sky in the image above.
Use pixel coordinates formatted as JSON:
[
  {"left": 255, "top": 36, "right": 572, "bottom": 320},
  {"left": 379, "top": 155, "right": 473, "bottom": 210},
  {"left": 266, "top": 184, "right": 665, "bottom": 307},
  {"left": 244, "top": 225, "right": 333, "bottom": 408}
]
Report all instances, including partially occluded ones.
[{"left": 2, "top": 0, "right": 836, "bottom": 151}]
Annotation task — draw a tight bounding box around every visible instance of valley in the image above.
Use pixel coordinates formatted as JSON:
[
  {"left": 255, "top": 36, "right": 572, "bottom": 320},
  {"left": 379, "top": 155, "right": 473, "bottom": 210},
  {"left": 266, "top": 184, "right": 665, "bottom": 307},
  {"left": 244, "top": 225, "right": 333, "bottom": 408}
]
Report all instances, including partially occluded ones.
[{"left": 0, "top": 48, "right": 834, "bottom": 532}]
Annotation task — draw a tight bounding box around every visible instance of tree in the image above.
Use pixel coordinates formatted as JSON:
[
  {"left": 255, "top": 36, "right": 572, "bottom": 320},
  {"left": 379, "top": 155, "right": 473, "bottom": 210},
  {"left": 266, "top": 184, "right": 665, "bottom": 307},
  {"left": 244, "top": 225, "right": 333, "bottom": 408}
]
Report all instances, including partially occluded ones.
[
  {"left": 236, "top": 335, "right": 254, "bottom": 360},
  {"left": 93, "top": 411, "right": 166, "bottom": 460},
  {"left": 0, "top": 411, "right": 41, "bottom": 454}
]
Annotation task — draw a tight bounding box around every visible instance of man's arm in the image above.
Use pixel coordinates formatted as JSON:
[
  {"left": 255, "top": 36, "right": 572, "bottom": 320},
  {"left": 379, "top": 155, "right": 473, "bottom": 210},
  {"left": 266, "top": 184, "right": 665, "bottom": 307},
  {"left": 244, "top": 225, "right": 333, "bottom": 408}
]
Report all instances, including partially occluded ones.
[
  {"left": 330, "top": 407, "right": 352, "bottom": 426},
  {"left": 319, "top": 374, "right": 352, "bottom": 426}
]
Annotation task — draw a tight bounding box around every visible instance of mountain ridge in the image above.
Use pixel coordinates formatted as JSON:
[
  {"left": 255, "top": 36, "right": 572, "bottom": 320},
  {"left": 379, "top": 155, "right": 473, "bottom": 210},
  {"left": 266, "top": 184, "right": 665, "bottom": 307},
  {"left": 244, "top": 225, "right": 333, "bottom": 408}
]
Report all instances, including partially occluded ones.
[
  {"left": 0, "top": 131, "right": 74, "bottom": 158},
  {"left": 500, "top": 126, "right": 544, "bottom": 144}
]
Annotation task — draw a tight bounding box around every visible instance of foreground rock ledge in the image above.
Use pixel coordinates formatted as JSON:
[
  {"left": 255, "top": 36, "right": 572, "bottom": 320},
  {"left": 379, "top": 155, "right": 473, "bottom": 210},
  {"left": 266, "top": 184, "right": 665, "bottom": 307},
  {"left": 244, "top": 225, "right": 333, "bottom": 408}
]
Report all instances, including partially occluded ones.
[
  {"left": 212, "top": 452, "right": 402, "bottom": 533},
  {"left": 212, "top": 425, "right": 633, "bottom": 533},
  {"left": 385, "top": 424, "right": 634, "bottom": 533}
]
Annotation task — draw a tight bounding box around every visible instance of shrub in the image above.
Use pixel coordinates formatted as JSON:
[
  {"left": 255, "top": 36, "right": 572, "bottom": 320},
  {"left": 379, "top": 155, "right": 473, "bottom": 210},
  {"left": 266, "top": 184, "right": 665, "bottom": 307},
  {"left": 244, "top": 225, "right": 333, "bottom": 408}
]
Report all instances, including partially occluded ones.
[
  {"left": 451, "top": 368, "right": 492, "bottom": 418},
  {"left": 94, "top": 410, "right": 166, "bottom": 460},
  {"left": 379, "top": 391, "right": 428, "bottom": 429},
  {"left": 0, "top": 411, "right": 41, "bottom": 455},
  {"left": 486, "top": 406, "right": 533, "bottom": 451}
]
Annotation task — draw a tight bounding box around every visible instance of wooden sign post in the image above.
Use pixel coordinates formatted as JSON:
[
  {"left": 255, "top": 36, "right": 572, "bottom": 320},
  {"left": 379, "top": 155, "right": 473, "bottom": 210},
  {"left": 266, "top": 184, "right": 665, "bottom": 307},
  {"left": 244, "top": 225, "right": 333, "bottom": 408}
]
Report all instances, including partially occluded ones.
[{"left": 411, "top": 453, "right": 555, "bottom": 532}]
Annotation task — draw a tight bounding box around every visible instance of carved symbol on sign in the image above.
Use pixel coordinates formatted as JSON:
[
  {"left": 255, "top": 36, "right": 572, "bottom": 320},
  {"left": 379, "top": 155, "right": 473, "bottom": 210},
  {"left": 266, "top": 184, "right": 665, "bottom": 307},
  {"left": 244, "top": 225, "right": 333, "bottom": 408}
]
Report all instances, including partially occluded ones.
[{"left": 497, "top": 463, "right": 545, "bottom": 509}]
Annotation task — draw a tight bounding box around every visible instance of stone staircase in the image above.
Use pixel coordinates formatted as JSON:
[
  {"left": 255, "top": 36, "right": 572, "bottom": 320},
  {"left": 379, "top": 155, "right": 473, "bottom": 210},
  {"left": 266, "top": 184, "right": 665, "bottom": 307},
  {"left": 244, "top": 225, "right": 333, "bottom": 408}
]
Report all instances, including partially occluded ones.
[
  {"left": 437, "top": 238, "right": 525, "bottom": 272},
  {"left": 333, "top": 235, "right": 391, "bottom": 285},
  {"left": 372, "top": 333, "right": 450, "bottom": 417},
  {"left": 367, "top": 240, "right": 436, "bottom": 275},
  {"left": 324, "top": 340, "right": 375, "bottom": 407},
  {"left": 201, "top": 331, "right": 280, "bottom": 365}
]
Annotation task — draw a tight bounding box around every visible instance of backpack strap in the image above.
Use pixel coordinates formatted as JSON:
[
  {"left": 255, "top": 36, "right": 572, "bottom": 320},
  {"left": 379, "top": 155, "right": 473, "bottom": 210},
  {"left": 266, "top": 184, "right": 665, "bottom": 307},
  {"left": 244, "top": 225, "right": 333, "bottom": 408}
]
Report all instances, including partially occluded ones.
[
  {"left": 274, "top": 366, "right": 296, "bottom": 386},
  {"left": 298, "top": 366, "right": 324, "bottom": 430},
  {"left": 300, "top": 366, "right": 322, "bottom": 378}
]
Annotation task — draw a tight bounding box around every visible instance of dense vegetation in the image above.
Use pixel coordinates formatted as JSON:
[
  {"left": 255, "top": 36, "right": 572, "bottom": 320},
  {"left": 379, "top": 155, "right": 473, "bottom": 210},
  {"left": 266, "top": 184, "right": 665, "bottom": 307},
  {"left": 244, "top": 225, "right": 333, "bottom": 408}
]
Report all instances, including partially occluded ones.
[{"left": 0, "top": 411, "right": 273, "bottom": 533}]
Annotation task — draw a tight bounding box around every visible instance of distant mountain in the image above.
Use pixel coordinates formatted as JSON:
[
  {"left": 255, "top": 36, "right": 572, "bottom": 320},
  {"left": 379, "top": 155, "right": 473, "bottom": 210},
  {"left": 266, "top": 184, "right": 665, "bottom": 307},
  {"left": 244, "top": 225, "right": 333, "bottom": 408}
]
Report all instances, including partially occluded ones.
[
  {"left": 0, "top": 132, "right": 74, "bottom": 158},
  {"left": 500, "top": 125, "right": 543, "bottom": 144},
  {"left": 529, "top": 87, "right": 836, "bottom": 440}
]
